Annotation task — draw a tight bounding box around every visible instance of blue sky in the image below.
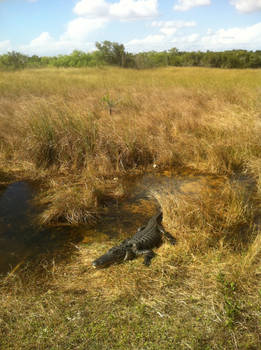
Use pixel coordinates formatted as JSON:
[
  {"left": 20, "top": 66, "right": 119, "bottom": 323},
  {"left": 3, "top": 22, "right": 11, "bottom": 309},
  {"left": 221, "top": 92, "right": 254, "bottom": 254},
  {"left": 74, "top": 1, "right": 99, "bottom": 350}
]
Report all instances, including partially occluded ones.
[{"left": 0, "top": 0, "right": 261, "bottom": 55}]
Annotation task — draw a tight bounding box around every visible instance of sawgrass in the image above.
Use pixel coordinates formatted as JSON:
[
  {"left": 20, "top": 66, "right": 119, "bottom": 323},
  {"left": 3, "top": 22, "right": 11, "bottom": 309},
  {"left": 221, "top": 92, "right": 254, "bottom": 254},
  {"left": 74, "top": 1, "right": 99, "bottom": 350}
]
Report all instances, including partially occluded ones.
[
  {"left": 0, "top": 67, "right": 260, "bottom": 223},
  {"left": 0, "top": 66, "right": 261, "bottom": 349}
]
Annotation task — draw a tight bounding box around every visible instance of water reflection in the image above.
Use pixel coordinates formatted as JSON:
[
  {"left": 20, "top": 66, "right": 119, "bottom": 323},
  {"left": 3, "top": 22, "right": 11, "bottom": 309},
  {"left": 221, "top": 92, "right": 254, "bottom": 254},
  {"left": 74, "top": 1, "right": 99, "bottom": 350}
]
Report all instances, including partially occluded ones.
[
  {"left": 0, "top": 180, "right": 157, "bottom": 275},
  {"left": 0, "top": 182, "right": 83, "bottom": 275}
]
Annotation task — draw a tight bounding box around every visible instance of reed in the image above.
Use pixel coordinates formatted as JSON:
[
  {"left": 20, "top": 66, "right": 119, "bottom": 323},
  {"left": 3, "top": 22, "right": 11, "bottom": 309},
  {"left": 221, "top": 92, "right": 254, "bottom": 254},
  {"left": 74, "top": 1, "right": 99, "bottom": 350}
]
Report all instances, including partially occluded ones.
[
  {"left": 1, "top": 68, "right": 260, "bottom": 176},
  {"left": 0, "top": 67, "right": 260, "bottom": 348},
  {"left": 0, "top": 67, "right": 260, "bottom": 223}
]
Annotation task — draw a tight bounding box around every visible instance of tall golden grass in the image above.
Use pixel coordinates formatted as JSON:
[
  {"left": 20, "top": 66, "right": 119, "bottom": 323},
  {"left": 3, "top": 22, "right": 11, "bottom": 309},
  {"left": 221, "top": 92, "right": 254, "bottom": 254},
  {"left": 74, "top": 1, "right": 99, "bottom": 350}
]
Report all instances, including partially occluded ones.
[
  {"left": 0, "top": 66, "right": 261, "bottom": 349},
  {"left": 0, "top": 67, "right": 260, "bottom": 223}
]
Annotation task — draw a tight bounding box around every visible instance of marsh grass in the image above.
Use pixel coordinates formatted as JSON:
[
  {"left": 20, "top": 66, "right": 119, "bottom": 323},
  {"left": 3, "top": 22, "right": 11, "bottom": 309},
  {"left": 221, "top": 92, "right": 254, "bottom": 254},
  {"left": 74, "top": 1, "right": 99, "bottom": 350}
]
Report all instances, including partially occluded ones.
[
  {"left": 0, "top": 67, "right": 261, "bottom": 349},
  {"left": 152, "top": 180, "right": 257, "bottom": 252},
  {"left": 1, "top": 68, "right": 261, "bottom": 221},
  {"left": 1, "top": 226, "right": 260, "bottom": 349},
  {"left": 36, "top": 179, "right": 98, "bottom": 225}
]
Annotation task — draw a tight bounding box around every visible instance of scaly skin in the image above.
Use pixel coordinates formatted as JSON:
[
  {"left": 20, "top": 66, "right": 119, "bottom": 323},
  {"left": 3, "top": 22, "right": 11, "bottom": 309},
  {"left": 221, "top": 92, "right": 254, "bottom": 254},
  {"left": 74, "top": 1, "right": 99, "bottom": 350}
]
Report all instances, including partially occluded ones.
[{"left": 92, "top": 212, "right": 176, "bottom": 268}]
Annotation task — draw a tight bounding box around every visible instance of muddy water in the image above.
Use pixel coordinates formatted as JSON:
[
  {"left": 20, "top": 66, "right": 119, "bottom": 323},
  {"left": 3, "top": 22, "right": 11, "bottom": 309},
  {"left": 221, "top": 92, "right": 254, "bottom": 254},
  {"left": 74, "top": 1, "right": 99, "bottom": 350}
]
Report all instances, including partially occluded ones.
[
  {"left": 0, "top": 179, "right": 157, "bottom": 275},
  {"left": 0, "top": 182, "right": 85, "bottom": 275},
  {"left": 0, "top": 171, "right": 252, "bottom": 275}
]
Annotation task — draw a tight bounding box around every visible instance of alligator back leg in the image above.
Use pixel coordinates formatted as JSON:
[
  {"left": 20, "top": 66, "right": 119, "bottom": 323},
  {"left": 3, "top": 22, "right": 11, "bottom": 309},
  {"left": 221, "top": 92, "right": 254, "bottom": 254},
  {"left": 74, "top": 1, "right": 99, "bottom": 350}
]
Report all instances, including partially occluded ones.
[
  {"left": 164, "top": 231, "right": 176, "bottom": 245},
  {"left": 158, "top": 226, "right": 176, "bottom": 245},
  {"left": 136, "top": 225, "right": 146, "bottom": 232}
]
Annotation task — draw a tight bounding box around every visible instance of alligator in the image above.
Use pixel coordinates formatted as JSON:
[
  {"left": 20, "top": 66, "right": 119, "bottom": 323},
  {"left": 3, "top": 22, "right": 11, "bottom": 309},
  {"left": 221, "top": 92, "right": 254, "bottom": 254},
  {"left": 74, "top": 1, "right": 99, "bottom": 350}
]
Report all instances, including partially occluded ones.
[{"left": 92, "top": 211, "right": 176, "bottom": 268}]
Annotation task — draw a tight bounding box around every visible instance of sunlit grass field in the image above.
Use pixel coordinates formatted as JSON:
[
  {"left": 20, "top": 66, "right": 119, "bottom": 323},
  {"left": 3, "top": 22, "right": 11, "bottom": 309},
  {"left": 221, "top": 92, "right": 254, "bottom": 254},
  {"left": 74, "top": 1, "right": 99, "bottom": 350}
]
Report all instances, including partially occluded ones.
[
  {"left": 0, "top": 67, "right": 260, "bottom": 222},
  {"left": 0, "top": 67, "right": 261, "bottom": 349}
]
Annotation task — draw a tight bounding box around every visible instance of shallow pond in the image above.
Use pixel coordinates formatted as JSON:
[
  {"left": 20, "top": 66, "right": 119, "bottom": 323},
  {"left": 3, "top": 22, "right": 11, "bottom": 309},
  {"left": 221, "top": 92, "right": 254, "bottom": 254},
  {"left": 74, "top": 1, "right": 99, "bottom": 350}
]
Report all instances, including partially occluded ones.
[
  {"left": 0, "top": 182, "right": 87, "bottom": 275},
  {"left": 0, "top": 170, "right": 253, "bottom": 275}
]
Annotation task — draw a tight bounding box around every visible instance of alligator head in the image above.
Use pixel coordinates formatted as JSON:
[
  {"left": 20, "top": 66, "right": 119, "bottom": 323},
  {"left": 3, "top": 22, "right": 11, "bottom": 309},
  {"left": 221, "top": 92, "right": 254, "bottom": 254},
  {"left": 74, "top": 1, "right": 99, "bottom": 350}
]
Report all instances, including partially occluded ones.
[{"left": 92, "top": 245, "right": 129, "bottom": 268}]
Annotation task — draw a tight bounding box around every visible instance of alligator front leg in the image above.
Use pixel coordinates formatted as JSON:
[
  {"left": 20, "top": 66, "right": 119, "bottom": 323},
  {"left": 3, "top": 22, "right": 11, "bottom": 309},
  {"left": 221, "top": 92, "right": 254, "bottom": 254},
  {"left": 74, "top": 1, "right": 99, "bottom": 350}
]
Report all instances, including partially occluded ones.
[
  {"left": 124, "top": 247, "right": 136, "bottom": 261},
  {"left": 142, "top": 250, "right": 156, "bottom": 266},
  {"left": 131, "top": 243, "right": 156, "bottom": 266}
]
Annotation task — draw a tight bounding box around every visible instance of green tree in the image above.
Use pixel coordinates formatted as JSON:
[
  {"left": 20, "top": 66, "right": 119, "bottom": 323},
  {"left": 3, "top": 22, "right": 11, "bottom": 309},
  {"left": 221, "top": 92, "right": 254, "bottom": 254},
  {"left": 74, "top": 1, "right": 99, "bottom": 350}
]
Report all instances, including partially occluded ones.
[
  {"left": 95, "top": 41, "right": 126, "bottom": 66},
  {"left": 0, "top": 51, "right": 29, "bottom": 70}
]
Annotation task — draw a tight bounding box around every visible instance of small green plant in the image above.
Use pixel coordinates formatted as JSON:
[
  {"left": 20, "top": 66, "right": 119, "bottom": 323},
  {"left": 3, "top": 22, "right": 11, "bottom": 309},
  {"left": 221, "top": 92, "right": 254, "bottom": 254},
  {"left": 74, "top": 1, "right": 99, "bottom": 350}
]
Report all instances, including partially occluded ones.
[
  {"left": 101, "top": 93, "right": 117, "bottom": 115},
  {"left": 217, "top": 272, "right": 240, "bottom": 328}
]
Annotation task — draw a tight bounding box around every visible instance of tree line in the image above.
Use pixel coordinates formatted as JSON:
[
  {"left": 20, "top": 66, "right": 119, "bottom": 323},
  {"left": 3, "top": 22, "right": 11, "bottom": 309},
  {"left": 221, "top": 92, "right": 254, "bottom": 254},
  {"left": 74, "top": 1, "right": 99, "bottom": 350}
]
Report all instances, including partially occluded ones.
[{"left": 0, "top": 41, "right": 261, "bottom": 70}]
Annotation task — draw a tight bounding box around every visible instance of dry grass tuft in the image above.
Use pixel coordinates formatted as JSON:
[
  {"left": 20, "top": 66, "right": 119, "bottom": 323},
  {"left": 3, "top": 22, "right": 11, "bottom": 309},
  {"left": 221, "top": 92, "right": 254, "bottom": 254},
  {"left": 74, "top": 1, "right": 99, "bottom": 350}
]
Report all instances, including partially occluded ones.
[
  {"left": 152, "top": 179, "right": 256, "bottom": 254},
  {"left": 36, "top": 178, "right": 99, "bottom": 225}
]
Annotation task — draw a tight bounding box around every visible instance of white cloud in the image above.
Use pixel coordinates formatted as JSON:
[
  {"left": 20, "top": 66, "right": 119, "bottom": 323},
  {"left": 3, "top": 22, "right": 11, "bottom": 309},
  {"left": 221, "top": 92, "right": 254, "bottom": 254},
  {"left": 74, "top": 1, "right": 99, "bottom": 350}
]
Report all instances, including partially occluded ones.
[
  {"left": 181, "top": 33, "right": 199, "bottom": 43},
  {"left": 170, "top": 33, "right": 200, "bottom": 49},
  {"left": 126, "top": 22, "right": 261, "bottom": 52},
  {"left": 0, "top": 40, "right": 12, "bottom": 54},
  {"left": 62, "top": 17, "right": 107, "bottom": 41},
  {"left": 152, "top": 20, "right": 196, "bottom": 29},
  {"left": 18, "top": 32, "right": 94, "bottom": 56},
  {"left": 3, "top": 0, "right": 261, "bottom": 56},
  {"left": 200, "top": 22, "right": 261, "bottom": 50},
  {"left": 1, "top": 0, "right": 159, "bottom": 56},
  {"left": 110, "top": 0, "right": 158, "bottom": 19},
  {"left": 29, "top": 32, "right": 51, "bottom": 47},
  {"left": 127, "top": 34, "right": 165, "bottom": 46},
  {"left": 174, "top": 0, "right": 211, "bottom": 11},
  {"left": 126, "top": 32, "right": 201, "bottom": 52},
  {"left": 126, "top": 34, "right": 167, "bottom": 51},
  {"left": 152, "top": 20, "right": 196, "bottom": 36},
  {"left": 126, "top": 32, "right": 202, "bottom": 52},
  {"left": 152, "top": 20, "right": 196, "bottom": 28},
  {"left": 74, "top": 0, "right": 158, "bottom": 20},
  {"left": 74, "top": 0, "right": 109, "bottom": 17},
  {"left": 58, "top": 0, "right": 158, "bottom": 53},
  {"left": 0, "top": 0, "right": 38, "bottom": 2},
  {"left": 159, "top": 27, "right": 177, "bottom": 36},
  {"left": 230, "top": 0, "right": 261, "bottom": 13},
  {"left": 126, "top": 20, "right": 197, "bottom": 51}
]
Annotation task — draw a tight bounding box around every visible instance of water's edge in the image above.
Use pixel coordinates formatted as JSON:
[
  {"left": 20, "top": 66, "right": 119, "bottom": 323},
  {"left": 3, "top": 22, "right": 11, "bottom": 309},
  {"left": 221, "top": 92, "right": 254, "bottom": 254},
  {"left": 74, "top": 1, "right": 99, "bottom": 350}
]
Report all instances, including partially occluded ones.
[{"left": 0, "top": 170, "right": 256, "bottom": 275}]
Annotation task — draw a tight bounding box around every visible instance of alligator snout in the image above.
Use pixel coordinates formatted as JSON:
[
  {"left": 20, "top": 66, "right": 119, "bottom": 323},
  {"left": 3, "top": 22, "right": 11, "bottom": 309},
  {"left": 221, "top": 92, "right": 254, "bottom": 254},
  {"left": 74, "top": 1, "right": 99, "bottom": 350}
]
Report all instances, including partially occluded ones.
[
  {"left": 92, "top": 258, "right": 107, "bottom": 268},
  {"left": 92, "top": 261, "right": 98, "bottom": 268}
]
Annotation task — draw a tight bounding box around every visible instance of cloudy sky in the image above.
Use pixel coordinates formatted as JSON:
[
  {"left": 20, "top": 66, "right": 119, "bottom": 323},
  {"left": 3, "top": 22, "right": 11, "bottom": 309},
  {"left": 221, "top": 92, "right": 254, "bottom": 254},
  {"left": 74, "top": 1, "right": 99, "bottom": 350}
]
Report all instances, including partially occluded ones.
[{"left": 0, "top": 0, "right": 261, "bottom": 56}]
